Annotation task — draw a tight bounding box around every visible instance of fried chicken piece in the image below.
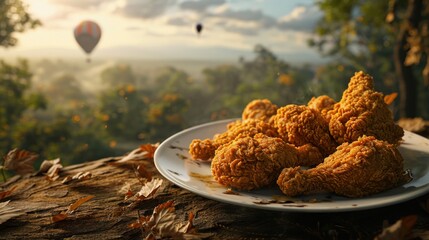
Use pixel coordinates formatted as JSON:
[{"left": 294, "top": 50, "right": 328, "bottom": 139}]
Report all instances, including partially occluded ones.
[
  {"left": 189, "top": 119, "right": 278, "bottom": 161},
  {"left": 211, "top": 134, "right": 321, "bottom": 191},
  {"left": 242, "top": 99, "right": 278, "bottom": 123},
  {"left": 272, "top": 104, "right": 337, "bottom": 157},
  {"left": 307, "top": 95, "right": 336, "bottom": 123},
  {"left": 329, "top": 71, "right": 404, "bottom": 145},
  {"left": 277, "top": 135, "right": 412, "bottom": 198}
]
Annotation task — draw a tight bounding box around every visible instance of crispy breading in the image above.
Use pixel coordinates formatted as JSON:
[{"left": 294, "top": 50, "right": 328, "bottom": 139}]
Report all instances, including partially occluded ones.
[
  {"left": 307, "top": 95, "right": 336, "bottom": 123},
  {"left": 242, "top": 98, "right": 278, "bottom": 122},
  {"left": 211, "top": 134, "right": 300, "bottom": 190},
  {"left": 329, "top": 71, "right": 404, "bottom": 144},
  {"left": 272, "top": 104, "right": 337, "bottom": 157},
  {"left": 189, "top": 119, "right": 278, "bottom": 161},
  {"left": 277, "top": 135, "right": 411, "bottom": 197}
]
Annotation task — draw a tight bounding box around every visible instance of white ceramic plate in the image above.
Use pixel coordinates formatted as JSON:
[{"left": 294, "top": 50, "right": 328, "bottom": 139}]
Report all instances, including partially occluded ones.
[{"left": 154, "top": 119, "right": 429, "bottom": 212}]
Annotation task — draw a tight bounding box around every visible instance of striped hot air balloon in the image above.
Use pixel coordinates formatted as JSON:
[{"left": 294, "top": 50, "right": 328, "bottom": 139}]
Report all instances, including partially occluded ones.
[{"left": 74, "top": 20, "right": 101, "bottom": 61}]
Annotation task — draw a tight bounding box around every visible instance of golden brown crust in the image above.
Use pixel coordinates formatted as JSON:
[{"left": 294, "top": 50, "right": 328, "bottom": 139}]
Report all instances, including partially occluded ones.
[
  {"left": 329, "top": 71, "right": 404, "bottom": 144},
  {"left": 272, "top": 104, "right": 337, "bottom": 157},
  {"left": 211, "top": 134, "right": 299, "bottom": 190},
  {"left": 242, "top": 99, "right": 278, "bottom": 122},
  {"left": 277, "top": 135, "right": 411, "bottom": 197}
]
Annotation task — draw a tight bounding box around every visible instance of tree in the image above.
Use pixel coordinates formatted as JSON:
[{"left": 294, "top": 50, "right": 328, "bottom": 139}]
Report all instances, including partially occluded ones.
[
  {"left": 310, "top": 0, "right": 429, "bottom": 118},
  {"left": 0, "top": 60, "right": 46, "bottom": 156},
  {"left": 0, "top": 0, "right": 41, "bottom": 48}
]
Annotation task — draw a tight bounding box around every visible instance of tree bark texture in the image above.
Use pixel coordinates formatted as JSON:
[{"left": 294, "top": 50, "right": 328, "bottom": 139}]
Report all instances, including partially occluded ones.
[
  {"left": 395, "top": 0, "right": 422, "bottom": 118},
  {"left": 1, "top": 133, "right": 429, "bottom": 239}
]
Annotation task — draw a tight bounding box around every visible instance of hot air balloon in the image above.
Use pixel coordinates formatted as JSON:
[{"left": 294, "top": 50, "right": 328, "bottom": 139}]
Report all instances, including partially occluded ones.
[
  {"left": 196, "top": 23, "right": 203, "bottom": 35},
  {"left": 74, "top": 20, "right": 101, "bottom": 62}
]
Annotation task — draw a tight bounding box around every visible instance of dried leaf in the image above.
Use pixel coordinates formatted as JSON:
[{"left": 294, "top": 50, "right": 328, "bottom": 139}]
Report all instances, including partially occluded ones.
[
  {"left": 136, "top": 178, "right": 163, "bottom": 199},
  {"left": 62, "top": 172, "right": 92, "bottom": 184},
  {"left": 116, "top": 143, "right": 158, "bottom": 164},
  {"left": 178, "top": 212, "right": 195, "bottom": 234},
  {"left": 136, "top": 164, "right": 152, "bottom": 182},
  {"left": 119, "top": 182, "right": 134, "bottom": 200},
  {"left": 0, "top": 201, "right": 25, "bottom": 224},
  {"left": 45, "top": 159, "right": 63, "bottom": 181},
  {"left": 384, "top": 92, "right": 398, "bottom": 105},
  {"left": 38, "top": 158, "right": 61, "bottom": 174},
  {"left": 3, "top": 148, "right": 38, "bottom": 175},
  {"left": 51, "top": 195, "right": 95, "bottom": 223},
  {"left": 375, "top": 215, "right": 417, "bottom": 240},
  {"left": 0, "top": 186, "right": 16, "bottom": 200},
  {"left": 146, "top": 200, "right": 177, "bottom": 236},
  {"left": 139, "top": 143, "right": 158, "bottom": 159},
  {"left": 130, "top": 201, "right": 212, "bottom": 239},
  {"left": 51, "top": 212, "right": 68, "bottom": 223},
  {"left": 68, "top": 195, "right": 95, "bottom": 213}
]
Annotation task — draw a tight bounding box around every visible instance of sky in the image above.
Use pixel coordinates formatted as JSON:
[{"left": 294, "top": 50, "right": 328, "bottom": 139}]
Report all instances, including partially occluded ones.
[{"left": 0, "top": 0, "right": 325, "bottom": 62}]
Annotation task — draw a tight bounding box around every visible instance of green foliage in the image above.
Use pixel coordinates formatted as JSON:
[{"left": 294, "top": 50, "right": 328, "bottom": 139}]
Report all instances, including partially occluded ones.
[
  {"left": 0, "top": 0, "right": 41, "bottom": 48},
  {"left": 0, "top": 60, "right": 44, "bottom": 155},
  {"left": 311, "top": 0, "right": 429, "bottom": 118}
]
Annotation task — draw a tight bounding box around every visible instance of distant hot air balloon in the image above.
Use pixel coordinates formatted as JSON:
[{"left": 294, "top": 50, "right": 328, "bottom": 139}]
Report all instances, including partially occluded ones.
[
  {"left": 196, "top": 23, "right": 203, "bottom": 35},
  {"left": 74, "top": 20, "right": 101, "bottom": 62}
]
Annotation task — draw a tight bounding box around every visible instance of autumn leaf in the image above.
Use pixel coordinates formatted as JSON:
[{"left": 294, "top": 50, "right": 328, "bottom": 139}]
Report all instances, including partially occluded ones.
[
  {"left": 0, "top": 201, "right": 25, "bottom": 224},
  {"left": 116, "top": 143, "right": 159, "bottom": 164},
  {"left": 51, "top": 195, "right": 95, "bottom": 223},
  {"left": 62, "top": 172, "right": 92, "bottom": 184},
  {"left": 384, "top": 92, "right": 398, "bottom": 105},
  {"left": 136, "top": 178, "right": 163, "bottom": 199},
  {"left": 129, "top": 200, "right": 212, "bottom": 239},
  {"left": 135, "top": 164, "right": 152, "bottom": 182},
  {"left": 3, "top": 148, "right": 38, "bottom": 175},
  {"left": 37, "top": 158, "right": 63, "bottom": 181},
  {"left": 375, "top": 215, "right": 417, "bottom": 240},
  {"left": 0, "top": 186, "right": 16, "bottom": 201},
  {"left": 119, "top": 182, "right": 134, "bottom": 200},
  {"left": 38, "top": 158, "right": 61, "bottom": 173},
  {"left": 139, "top": 143, "right": 158, "bottom": 159}
]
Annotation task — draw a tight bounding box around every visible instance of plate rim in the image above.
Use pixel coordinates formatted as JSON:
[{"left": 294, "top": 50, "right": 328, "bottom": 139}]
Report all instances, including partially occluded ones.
[{"left": 154, "top": 118, "right": 429, "bottom": 212}]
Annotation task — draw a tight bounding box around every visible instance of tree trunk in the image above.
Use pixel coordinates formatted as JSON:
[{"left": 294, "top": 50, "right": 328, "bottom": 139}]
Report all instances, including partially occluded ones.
[
  {"left": 0, "top": 149, "right": 429, "bottom": 239},
  {"left": 395, "top": 0, "right": 422, "bottom": 118}
]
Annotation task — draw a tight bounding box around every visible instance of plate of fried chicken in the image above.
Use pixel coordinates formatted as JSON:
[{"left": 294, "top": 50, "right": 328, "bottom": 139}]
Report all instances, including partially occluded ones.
[{"left": 154, "top": 71, "right": 429, "bottom": 212}]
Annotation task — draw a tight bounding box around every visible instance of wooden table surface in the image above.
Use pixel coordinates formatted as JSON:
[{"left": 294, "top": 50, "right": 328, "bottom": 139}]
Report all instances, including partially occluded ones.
[{"left": 1, "top": 120, "right": 429, "bottom": 239}]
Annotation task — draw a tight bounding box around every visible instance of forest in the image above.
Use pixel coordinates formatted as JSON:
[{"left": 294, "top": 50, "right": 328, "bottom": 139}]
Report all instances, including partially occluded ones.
[{"left": 1, "top": 0, "right": 429, "bottom": 168}]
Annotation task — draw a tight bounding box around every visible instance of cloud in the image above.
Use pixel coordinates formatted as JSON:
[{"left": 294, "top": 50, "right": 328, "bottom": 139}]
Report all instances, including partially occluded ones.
[
  {"left": 201, "top": 8, "right": 276, "bottom": 36},
  {"left": 277, "top": 5, "right": 322, "bottom": 32},
  {"left": 114, "top": 0, "right": 177, "bottom": 19},
  {"left": 179, "top": 0, "right": 225, "bottom": 12},
  {"left": 167, "top": 17, "right": 191, "bottom": 26},
  {"left": 48, "top": 0, "right": 108, "bottom": 9},
  {"left": 213, "top": 9, "right": 276, "bottom": 27}
]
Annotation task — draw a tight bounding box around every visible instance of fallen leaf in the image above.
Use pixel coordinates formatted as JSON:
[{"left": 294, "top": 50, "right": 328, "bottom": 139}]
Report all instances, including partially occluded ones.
[
  {"left": 0, "top": 186, "right": 16, "bottom": 200},
  {"left": 3, "top": 149, "right": 38, "bottom": 175},
  {"left": 45, "top": 159, "right": 63, "bottom": 181},
  {"left": 139, "top": 143, "right": 158, "bottom": 159},
  {"left": 51, "top": 212, "right": 68, "bottom": 223},
  {"left": 51, "top": 195, "right": 95, "bottom": 223},
  {"left": 384, "top": 92, "right": 398, "bottom": 105},
  {"left": 38, "top": 158, "right": 61, "bottom": 174},
  {"left": 135, "top": 164, "right": 152, "bottom": 182},
  {"left": 129, "top": 201, "right": 212, "bottom": 239},
  {"left": 375, "top": 215, "right": 417, "bottom": 240},
  {"left": 120, "top": 183, "right": 134, "bottom": 200},
  {"left": 68, "top": 195, "right": 95, "bottom": 213},
  {"left": 136, "top": 178, "right": 163, "bottom": 199},
  {"left": 0, "top": 201, "right": 25, "bottom": 224},
  {"left": 62, "top": 172, "right": 92, "bottom": 184},
  {"left": 116, "top": 143, "right": 159, "bottom": 164}
]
